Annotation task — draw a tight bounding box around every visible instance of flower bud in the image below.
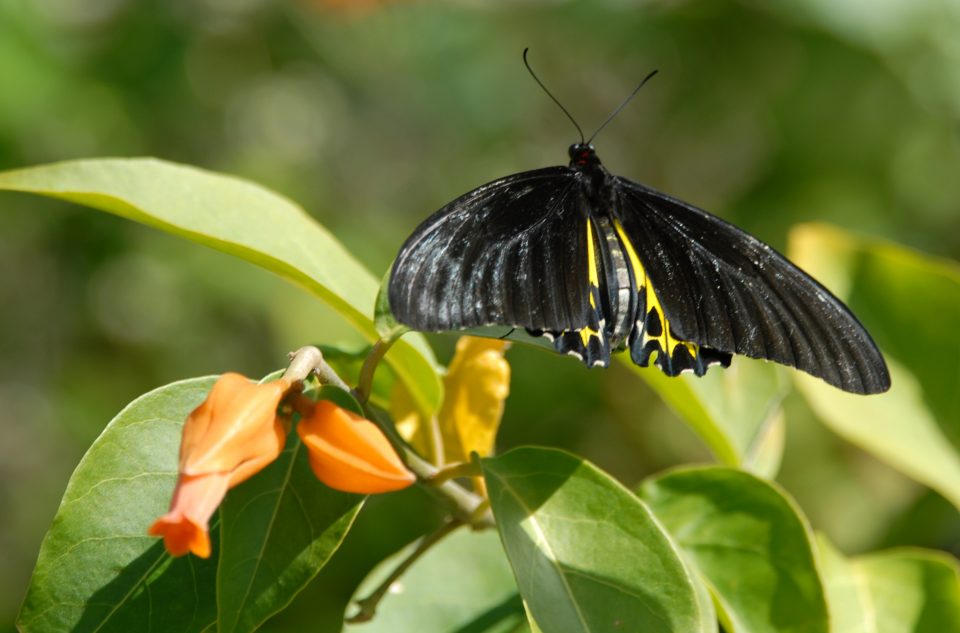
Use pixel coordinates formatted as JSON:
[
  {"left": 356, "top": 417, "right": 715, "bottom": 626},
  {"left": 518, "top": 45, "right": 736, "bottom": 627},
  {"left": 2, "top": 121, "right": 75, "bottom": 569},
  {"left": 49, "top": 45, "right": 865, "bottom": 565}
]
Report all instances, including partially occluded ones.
[{"left": 297, "top": 400, "right": 415, "bottom": 494}]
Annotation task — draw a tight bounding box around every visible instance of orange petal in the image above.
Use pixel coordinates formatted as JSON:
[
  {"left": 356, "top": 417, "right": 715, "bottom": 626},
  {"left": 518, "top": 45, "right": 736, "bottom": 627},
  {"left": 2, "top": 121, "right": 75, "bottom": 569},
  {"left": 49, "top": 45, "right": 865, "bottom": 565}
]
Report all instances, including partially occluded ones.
[
  {"left": 297, "top": 400, "right": 415, "bottom": 494},
  {"left": 227, "top": 416, "right": 288, "bottom": 487},
  {"left": 148, "top": 472, "right": 229, "bottom": 558},
  {"left": 180, "top": 373, "right": 291, "bottom": 476}
]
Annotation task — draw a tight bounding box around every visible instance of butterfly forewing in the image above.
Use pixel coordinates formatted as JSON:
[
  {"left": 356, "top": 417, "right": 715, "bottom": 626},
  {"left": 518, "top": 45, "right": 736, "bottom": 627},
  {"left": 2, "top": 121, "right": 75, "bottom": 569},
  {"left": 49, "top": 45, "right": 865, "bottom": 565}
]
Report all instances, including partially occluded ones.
[{"left": 389, "top": 168, "right": 593, "bottom": 333}]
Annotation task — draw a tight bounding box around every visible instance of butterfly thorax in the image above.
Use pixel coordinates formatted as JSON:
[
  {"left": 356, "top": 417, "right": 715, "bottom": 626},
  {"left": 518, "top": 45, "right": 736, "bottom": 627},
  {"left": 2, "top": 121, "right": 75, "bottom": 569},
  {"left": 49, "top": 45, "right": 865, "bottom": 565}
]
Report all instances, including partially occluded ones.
[{"left": 568, "top": 143, "right": 617, "bottom": 209}]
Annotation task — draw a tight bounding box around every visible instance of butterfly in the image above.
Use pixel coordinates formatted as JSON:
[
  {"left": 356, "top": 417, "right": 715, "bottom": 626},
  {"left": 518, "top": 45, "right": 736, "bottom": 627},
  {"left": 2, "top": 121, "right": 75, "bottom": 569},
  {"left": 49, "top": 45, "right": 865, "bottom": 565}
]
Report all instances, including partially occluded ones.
[{"left": 388, "top": 54, "right": 890, "bottom": 395}]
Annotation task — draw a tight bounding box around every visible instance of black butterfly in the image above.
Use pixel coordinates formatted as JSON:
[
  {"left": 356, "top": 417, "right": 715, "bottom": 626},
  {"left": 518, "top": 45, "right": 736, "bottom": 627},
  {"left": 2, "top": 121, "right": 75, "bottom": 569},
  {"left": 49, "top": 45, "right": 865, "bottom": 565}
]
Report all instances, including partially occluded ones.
[{"left": 388, "top": 58, "right": 890, "bottom": 395}]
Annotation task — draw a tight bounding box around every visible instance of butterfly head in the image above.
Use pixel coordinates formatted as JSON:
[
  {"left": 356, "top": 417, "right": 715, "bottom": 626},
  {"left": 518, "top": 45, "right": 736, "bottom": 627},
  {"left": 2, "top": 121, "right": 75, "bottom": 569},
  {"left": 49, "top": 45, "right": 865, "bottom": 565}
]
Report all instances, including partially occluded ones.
[{"left": 569, "top": 143, "right": 600, "bottom": 167}]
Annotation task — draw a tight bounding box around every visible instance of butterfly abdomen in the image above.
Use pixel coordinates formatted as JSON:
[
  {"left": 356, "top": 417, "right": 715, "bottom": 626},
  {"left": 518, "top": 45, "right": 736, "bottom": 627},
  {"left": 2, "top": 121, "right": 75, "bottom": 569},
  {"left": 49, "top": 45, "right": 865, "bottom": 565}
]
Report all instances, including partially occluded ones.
[{"left": 592, "top": 216, "right": 635, "bottom": 346}]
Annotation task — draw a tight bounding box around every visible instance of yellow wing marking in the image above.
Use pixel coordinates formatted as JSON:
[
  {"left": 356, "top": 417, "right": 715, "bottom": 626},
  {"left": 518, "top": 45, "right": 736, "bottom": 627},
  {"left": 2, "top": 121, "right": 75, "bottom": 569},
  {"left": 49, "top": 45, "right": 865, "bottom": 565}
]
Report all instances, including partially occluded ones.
[
  {"left": 577, "top": 218, "right": 602, "bottom": 345},
  {"left": 586, "top": 218, "right": 599, "bottom": 308},
  {"left": 613, "top": 219, "right": 699, "bottom": 363}
]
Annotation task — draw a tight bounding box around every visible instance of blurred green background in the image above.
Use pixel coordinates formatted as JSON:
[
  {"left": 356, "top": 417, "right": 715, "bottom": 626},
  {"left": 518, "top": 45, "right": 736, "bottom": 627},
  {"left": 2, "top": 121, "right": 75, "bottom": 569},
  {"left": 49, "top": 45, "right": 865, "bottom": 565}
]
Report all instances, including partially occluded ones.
[{"left": 1, "top": 0, "right": 959, "bottom": 630}]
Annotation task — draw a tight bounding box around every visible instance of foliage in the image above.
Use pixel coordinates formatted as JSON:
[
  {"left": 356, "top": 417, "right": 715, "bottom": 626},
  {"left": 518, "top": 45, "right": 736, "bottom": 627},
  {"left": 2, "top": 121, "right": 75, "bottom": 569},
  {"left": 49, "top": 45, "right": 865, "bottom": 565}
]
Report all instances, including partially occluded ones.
[
  {"left": 3, "top": 155, "right": 958, "bottom": 632},
  {"left": 1, "top": 2, "right": 959, "bottom": 632}
]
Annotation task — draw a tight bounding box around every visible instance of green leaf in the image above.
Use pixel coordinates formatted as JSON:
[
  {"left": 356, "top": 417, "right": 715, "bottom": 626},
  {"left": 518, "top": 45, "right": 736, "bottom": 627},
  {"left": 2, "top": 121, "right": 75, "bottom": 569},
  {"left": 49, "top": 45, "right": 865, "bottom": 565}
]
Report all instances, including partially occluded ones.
[
  {"left": 482, "top": 447, "right": 706, "bottom": 633},
  {"left": 374, "top": 268, "right": 409, "bottom": 343},
  {"left": 815, "top": 536, "right": 864, "bottom": 633},
  {"left": 788, "top": 223, "right": 960, "bottom": 508},
  {"left": 691, "top": 572, "right": 719, "bottom": 633},
  {"left": 216, "top": 435, "right": 363, "bottom": 633},
  {"left": 0, "top": 158, "right": 441, "bottom": 415},
  {"left": 817, "top": 535, "right": 960, "bottom": 633},
  {"left": 316, "top": 345, "right": 398, "bottom": 412},
  {"left": 17, "top": 377, "right": 220, "bottom": 633},
  {"left": 343, "top": 528, "right": 524, "bottom": 633},
  {"left": 797, "top": 360, "right": 960, "bottom": 509},
  {"left": 746, "top": 412, "right": 786, "bottom": 480},
  {"left": 523, "top": 601, "right": 545, "bottom": 633},
  {"left": 843, "top": 550, "right": 960, "bottom": 632},
  {"left": 639, "top": 466, "right": 828, "bottom": 633},
  {"left": 314, "top": 384, "right": 365, "bottom": 417},
  {"left": 627, "top": 357, "right": 789, "bottom": 473}
]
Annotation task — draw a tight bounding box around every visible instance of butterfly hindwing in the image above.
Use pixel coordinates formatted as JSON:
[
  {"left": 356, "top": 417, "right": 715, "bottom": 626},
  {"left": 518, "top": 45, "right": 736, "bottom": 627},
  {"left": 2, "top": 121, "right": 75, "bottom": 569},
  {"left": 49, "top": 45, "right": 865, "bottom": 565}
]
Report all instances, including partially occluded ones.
[
  {"left": 542, "top": 213, "right": 729, "bottom": 373},
  {"left": 613, "top": 177, "right": 889, "bottom": 394},
  {"left": 389, "top": 167, "right": 594, "bottom": 334},
  {"left": 539, "top": 217, "right": 611, "bottom": 367},
  {"left": 600, "top": 216, "right": 732, "bottom": 376}
]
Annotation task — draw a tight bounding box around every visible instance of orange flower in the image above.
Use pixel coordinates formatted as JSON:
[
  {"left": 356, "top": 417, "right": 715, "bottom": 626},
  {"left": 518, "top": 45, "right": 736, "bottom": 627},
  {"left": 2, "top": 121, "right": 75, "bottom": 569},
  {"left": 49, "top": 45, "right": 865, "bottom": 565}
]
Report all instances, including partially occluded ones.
[
  {"left": 149, "top": 373, "right": 292, "bottom": 558},
  {"left": 297, "top": 400, "right": 415, "bottom": 494},
  {"left": 148, "top": 472, "right": 229, "bottom": 558}
]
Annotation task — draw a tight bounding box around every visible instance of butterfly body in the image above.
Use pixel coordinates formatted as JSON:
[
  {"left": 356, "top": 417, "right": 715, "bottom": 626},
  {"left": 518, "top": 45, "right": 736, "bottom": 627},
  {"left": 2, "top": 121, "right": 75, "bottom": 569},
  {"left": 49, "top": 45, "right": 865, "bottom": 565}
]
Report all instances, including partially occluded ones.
[{"left": 389, "top": 142, "right": 891, "bottom": 394}]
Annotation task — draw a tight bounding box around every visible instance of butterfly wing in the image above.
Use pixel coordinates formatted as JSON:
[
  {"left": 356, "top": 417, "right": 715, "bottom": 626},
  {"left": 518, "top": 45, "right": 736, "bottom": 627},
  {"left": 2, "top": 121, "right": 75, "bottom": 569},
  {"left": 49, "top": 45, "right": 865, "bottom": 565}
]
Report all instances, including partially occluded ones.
[
  {"left": 389, "top": 167, "right": 597, "bottom": 335},
  {"left": 614, "top": 177, "right": 890, "bottom": 394}
]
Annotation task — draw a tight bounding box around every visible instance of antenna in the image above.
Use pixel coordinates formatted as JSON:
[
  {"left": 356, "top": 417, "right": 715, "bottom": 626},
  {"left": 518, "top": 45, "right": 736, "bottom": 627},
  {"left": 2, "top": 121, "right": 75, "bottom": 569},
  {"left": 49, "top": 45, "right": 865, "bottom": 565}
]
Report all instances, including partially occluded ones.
[
  {"left": 523, "top": 48, "right": 585, "bottom": 145},
  {"left": 587, "top": 69, "right": 658, "bottom": 144}
]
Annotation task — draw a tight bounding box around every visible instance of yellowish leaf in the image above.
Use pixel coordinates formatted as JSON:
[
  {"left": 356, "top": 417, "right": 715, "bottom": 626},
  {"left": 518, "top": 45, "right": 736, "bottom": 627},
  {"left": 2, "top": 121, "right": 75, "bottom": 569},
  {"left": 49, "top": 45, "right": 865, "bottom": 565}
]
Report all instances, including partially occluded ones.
[
  {"left": 389, "top": 380, "right": 438, "bottom": 462},
  {"left": 439, "top": 337, "right": 511, "bottom": 464},
  {"left": 390, "top": 336, "right": 511, "bottom": 467}
]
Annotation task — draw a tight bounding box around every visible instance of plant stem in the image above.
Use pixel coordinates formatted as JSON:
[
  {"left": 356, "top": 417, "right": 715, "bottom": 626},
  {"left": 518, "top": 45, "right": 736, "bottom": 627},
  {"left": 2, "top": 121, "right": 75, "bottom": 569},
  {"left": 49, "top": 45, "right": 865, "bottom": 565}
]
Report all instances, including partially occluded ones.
[
  {"left": 283, "top": 346, "right": 325, "bottom": 382},
  {"left": 346, "top": 518, "right": 465, "bottom": 624},
  {"left": 355, "top": 338, "right": 394, "bottom": 404}
]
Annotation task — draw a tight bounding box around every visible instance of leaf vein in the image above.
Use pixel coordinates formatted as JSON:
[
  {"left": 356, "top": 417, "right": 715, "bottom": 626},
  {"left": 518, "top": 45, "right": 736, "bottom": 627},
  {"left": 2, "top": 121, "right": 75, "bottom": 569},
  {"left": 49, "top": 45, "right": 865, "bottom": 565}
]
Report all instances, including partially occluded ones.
[{"left": 485, "top": 468, "right": 594, "bottom": 633}]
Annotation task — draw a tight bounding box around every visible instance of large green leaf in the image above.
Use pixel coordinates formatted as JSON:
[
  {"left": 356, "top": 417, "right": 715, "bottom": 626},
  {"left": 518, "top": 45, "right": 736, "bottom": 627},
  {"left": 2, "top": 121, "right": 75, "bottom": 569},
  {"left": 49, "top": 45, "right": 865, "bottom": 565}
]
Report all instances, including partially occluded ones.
[
  {"left": 0, "top": 158, "right": 441, "bottom": 415},
  {"left": 17, "top": 377, "right": 220, "bottom": 633},
  {"left": 343, "top": 528, "right": 524, "bottom": 633},
  {"left": 788, "top": 223, "right": 960, "bottom": 508},
  {"left": 639, "top": 467, "right": 829, "bottom": 633},
  {"left": 482, "top": 447, "right": 707, "bottom": 633},
  {"left": 628, "top": 359, "right": 789, "bottom": 474},
  {"left": 217, "top": 435, "right": 363, "bottom": 633},
  {"left": 817, "top": 536, "right": 960, "bottom": 633}
]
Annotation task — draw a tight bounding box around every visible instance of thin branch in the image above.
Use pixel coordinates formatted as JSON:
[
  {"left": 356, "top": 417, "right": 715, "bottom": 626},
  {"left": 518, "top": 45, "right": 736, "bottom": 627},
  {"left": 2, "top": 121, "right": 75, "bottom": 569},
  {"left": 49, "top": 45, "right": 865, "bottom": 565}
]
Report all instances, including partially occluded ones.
[
  {"left": 345, "top": 518, "right": 465, "bottom": 623},
  {"left": 283, "top": 346, "right": 325, "bottom": 382},
  {"left": 355, "top": 338, "right": 394, "bottom": 405},
  {"left": 430, "top": 461, "right": 482, "bottom": 485}
]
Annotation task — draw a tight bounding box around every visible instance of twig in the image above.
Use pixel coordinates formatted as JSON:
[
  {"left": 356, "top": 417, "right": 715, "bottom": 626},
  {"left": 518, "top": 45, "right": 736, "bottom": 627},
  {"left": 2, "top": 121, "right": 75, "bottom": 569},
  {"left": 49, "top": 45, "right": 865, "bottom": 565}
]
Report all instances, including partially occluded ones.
[
  {"left": 429, "top": 461, "right": 482, "bottom": 485},
  {"left": 283, "top": 346, "right": 325, "bottom": 382},
  {"left": 345, "top": 518, "right": 465, "bottom": 623},
  {"left": 355, "top": 338, "right": 394, "bottom": 405}
]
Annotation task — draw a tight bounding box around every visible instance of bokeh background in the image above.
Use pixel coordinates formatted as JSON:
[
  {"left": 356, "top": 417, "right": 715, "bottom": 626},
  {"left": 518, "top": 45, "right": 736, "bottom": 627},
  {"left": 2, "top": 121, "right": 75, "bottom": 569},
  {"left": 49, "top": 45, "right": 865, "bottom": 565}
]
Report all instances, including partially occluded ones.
[{"left": 1, "top": 0, "right": 959, "bottom": 630}]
